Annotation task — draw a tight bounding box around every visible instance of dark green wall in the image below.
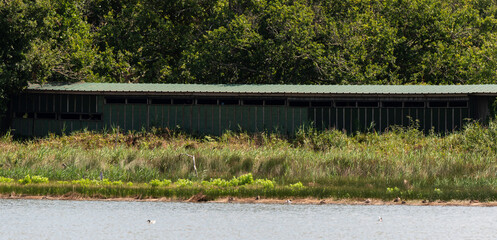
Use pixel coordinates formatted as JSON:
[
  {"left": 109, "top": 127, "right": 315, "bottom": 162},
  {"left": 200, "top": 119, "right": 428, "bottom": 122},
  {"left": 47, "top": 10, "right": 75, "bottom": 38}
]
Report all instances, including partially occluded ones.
[{"left": 9, "top": 93, "right": 475, "bottom": 136}]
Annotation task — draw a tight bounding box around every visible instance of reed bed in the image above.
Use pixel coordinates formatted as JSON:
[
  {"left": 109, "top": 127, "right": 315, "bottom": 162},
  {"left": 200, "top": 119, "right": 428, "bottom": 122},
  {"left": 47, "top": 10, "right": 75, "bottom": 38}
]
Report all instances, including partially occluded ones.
[{"left": 2, "top": 120, "right": 497, "bottom": 200}]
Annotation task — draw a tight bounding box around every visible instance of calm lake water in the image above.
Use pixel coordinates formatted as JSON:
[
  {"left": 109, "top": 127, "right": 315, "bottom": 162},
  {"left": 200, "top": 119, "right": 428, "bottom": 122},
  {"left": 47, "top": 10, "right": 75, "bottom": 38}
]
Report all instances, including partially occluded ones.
[{"left": 1, "top": 199, "right": 496, "bottom": 240}]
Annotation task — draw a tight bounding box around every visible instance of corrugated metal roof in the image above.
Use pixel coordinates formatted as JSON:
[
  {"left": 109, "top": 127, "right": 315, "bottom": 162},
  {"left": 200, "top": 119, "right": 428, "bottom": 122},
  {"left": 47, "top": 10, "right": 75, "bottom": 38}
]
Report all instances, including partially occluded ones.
[{"left": 26, "top": 83, "right": 497, "bottom": 96}]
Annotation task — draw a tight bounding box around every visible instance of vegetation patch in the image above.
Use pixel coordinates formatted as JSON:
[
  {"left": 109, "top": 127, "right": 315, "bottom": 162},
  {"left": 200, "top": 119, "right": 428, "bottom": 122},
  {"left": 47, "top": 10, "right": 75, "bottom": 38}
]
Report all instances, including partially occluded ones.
[{"left": 2, "top": 121, "right": 497, "bottom": 201}]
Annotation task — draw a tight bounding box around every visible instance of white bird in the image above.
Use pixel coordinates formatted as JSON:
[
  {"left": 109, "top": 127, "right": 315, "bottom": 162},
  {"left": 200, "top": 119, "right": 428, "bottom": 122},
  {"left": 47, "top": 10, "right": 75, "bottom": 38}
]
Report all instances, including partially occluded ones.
[
  {"left": 378, "top": 216, "right": 382, "bottom": 222},
  {"left": 286, "top": 199, "right": 292, "bottom": 204},
  {"left": 147, "top": 220, "right": 156, "bottom": 224}
]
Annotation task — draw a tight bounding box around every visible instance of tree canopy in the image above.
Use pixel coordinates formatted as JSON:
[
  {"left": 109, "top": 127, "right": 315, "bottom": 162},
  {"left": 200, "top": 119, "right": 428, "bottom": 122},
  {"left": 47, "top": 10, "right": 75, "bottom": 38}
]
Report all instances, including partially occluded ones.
[{"left": 2, "top": 0, "right": 497, "bottom": 110}]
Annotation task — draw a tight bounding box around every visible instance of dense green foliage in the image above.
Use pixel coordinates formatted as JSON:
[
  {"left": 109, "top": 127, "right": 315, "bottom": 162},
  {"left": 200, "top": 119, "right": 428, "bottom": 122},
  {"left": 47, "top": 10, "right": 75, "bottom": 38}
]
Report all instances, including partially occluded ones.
[{"left": 2, "top": 0, "right": 497, "bottom": 106}]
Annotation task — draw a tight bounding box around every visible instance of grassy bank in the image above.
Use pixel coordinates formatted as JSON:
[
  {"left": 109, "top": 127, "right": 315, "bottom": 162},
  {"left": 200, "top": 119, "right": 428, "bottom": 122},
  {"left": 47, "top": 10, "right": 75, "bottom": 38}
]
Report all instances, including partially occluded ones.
[
  {"left": 2, "top": 174, "right": 496, "bottom": 202},
  {"left": 2, "top": 120, "right": 497, "bottom": 201}
]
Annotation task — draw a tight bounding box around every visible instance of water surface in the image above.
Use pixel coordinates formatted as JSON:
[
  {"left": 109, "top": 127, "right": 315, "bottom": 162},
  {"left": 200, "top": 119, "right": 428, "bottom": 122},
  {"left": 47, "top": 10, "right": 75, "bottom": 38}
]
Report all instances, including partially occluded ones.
[{"left": 1, "top": 199, "right": 496, "bottom": 239}]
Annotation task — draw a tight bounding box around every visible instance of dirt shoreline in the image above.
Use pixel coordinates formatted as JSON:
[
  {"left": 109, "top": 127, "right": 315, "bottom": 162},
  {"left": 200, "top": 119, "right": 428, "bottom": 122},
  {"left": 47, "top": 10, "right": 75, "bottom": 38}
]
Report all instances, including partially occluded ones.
[{"left": 2, "top": 193, "right": 496, "bottom": 207}]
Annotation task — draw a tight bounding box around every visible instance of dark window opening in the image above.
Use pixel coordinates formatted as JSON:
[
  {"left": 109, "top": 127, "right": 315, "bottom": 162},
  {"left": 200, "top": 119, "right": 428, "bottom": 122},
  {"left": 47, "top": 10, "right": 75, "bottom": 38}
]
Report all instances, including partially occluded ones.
[
  {"left": 289, "top": 101, "right": 309, "bottom": 107},
  {"left": 311, "top": 101, "right": 332, "bottom": 107},
  {"left": 265, "top": 99, "right": 285, "bottom": 106},
  {"left": 150, "top": 98, "right": 172, "bottom": 104},
  {"left": 219, "top": 99, "right": 239, "bottom": 105},
  {"left": 127, "top": 98, "right": 148, "bottom": 104},
  {"left": 404, "top": 102, "right": 425, "bottom": 108},
  {"left": 429, "top": 101, "right": 448, "bottom": 108},
  {"left": 81, "top": 114, "right": 102, "bottom": 121},
  {"left": 449, "top": 101, "right": 467, "bottom": 108},
  {"left": 172, "top": 99, "right": 193, "bottom": 105},
  {"left": 15, "top": 112, "right": 34, "bottom": 118},
  {"left": 105, "top": 97, "right": 126, "bottom": 104},
  {"left": 197, "top": 99, "right": 218, "bottom": 105},
  {"left": 336, "top": 101, "right": 356, "bottom": 107},
  {"left": 243, "top": 99, "right": 263, "bottom": 106},
  {"left": 37, "top": 113, "right": 56, "bottom": 119},
  {"left": 382, "top": 101, "right": 402, "bottom": 108},
  {"left": 358, "top": 102, "right": 379, "bottom": 107},
  {"left": 60, "top": 113, "right": 80, "bottom": 120}
]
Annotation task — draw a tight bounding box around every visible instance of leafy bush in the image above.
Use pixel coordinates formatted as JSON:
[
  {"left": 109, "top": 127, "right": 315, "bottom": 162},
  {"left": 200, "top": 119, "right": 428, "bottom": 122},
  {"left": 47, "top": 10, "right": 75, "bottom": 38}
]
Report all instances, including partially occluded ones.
[
  {"left": 18, "top": 175, "right": 32, "bottom": 185},
  {"left": 175, "top": 179, "right": 193, "bottom": 187},
  {"left": 111, "top": 180, "right": 123, "bottom": 185},
  {"left": 208, "top": 178, "right": 230, "bottom": 187},
  {"left": 0, "top": 176, "right": 13, "bottom": 183},
  {"left": 255, "top": 178, "right": 275, "bottom": 189},
  {"left": 72, "top": 178, "right": 99, "bottom": 186},
  {"left": 162, "top": 179, "right": 172, "bottom": 186},
  {"left": 289, "top": 181, "right": 305, "bottom": 190},
  {"left": 149, "top": 179, "right": 162, "bottom": 187},
  {"left": 31, "top": 175, "right": 49, "bottom": 184},
  {"left": 386, "top": 187, "right": 400, "bottom": 194},
  {"left": 230, "top": 173, "right": 254, "bottom": 186},
  {"left": 149, "top": 179, "right": 172, "bottom": 187}
]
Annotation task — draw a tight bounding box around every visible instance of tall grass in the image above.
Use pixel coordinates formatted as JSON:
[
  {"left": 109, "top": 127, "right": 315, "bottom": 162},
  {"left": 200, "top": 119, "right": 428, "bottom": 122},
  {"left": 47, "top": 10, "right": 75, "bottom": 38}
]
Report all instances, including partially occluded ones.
[{"left": 2, "top": 120, "right": 497, "bottom": 194}]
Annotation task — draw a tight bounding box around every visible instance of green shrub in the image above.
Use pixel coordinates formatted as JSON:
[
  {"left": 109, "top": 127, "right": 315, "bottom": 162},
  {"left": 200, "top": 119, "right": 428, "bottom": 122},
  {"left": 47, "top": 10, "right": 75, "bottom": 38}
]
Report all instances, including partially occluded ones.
[
  {"left": 0, "top": 176, "right": 13, "bottom": 183},
  {"left": 149, "top": 179, "right": 172, "bottom": 187},
  {"left": 230, "top": 173, "right": 254, "bottom": 186},
  {"left": 209, "top": 178, "right": 230, "bottom": 187},
  {"left": 255, "top": 178, "right": 275, "bottom": 189},
  {"left": 18, "top": 175, "right": 32, "bottom": 185},
  {"left": 149, "top": 179, "right": 163, "bottom": 187},
  {"left": 175, "top": 179, "right": 193, "bottom": 187},
  {"left": 112, "top": 180, "right": 123, "bottom": 185},
  {"left": 162, "top": 179, "right": 172, "bottom": 186},
  {"left": 72, "top": 178, "right": 99, "bottom": 186},
  {"left": 289, "top": 181, "right": 305, "bottom": 190},
  {"left": 31, "top": 175, "right": 49, "bottom": 184},
  {"left": 386, "top": 187, "right": 400, "bottom": 194}
]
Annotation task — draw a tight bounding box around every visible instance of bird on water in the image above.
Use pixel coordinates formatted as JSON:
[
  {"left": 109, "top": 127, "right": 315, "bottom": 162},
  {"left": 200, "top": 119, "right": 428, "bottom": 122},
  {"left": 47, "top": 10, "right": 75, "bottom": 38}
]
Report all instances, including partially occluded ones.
[
  {"left": 378, "top": 217, "right": 383, "bottom": 222},
  {"left": 147, "top": 220, "right": 156, "bottom": 224}
]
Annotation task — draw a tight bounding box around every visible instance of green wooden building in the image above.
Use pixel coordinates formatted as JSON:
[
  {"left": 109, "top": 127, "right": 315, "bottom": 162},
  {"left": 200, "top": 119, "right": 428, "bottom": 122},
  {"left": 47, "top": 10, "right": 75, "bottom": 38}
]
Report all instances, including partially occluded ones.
[{"left": 7, "top": 83, "right": 497, "bottom": 136}]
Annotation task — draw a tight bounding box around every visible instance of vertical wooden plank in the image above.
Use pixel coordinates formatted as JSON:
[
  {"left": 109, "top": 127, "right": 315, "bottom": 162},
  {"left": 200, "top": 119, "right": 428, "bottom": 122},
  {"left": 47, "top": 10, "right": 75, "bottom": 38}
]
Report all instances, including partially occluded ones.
[
  {"left": 205, "top": 105, "right": 210, "bottom": 134},
  {"left": 187, "top": 105, "right": 193, "bottom": 133},
  {"left": 217, "top": 105, "right": 222, "bottom": 135},
  {"left": 337, "top": 108, "right": 344, "bottom": 131},
  {"left": 131, "top": 105, "right": 135, "bottom": 131},
  {"left": 255, "top": 106, "right": 265, "bottom": 132},
  {"left": 283, "top": 105, "right": 286, "bottom": 135},
  {"left": 328, "top": 108, "right": 331, "bottom": 129},
  {"left": 330, "top": 107, "right": 336, "bottom": 129},
  {"left": 396, "top": 108, "right": 403, "bottom": 126},
  {"left": 262, "top": 106, "right": 265, "bottom": 130},
  {"left": 455, "top": 108, "right": 462, "bottom": 130},
  {"left": 147, "top": 104, "right": 150, "bottom": 130},
  {"left": 108, "top": 105, "right": 113, "bottom": 127},
  {"left": 291, "top": 108, "right": 295, "bottom": 133},
  {"left": 350, "top": 108, "right": 355, "bottom": 133},
  {"left": 451, "top": 108, "right": 455, "bottom": 131},
  {"left": 272, "top": 107, "right": 280, "bottom": 132}
]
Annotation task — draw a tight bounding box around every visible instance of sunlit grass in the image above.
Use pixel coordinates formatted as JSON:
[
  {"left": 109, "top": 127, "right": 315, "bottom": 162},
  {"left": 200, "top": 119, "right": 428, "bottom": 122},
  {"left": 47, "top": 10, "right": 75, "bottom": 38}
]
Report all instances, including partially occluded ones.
[{"left": 2, "top": 120, "right": 497, "bottom": 200}]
